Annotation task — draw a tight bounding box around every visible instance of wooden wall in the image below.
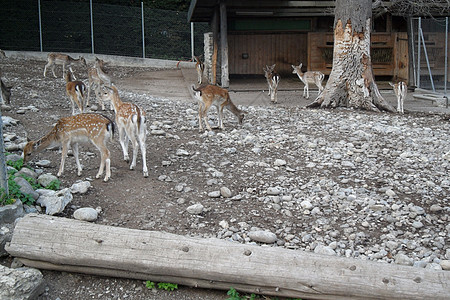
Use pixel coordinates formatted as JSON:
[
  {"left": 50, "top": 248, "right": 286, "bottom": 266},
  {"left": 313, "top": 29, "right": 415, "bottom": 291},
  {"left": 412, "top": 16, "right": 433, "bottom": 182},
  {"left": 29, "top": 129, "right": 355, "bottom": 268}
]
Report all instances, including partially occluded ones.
[
  {"left": 228, "top": 33, "right": 307, "bottom": 76},
  {"left": 308, "top": 32, "right": 409, "bottom": 82}
]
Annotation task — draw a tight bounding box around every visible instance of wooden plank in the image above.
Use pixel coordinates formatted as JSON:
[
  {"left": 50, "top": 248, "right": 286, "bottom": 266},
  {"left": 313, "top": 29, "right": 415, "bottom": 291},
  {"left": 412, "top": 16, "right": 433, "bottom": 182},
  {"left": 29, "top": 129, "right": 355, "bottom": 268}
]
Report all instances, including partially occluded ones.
[{"left": 6, "top": 214, "right": 450, "bottom": 300}]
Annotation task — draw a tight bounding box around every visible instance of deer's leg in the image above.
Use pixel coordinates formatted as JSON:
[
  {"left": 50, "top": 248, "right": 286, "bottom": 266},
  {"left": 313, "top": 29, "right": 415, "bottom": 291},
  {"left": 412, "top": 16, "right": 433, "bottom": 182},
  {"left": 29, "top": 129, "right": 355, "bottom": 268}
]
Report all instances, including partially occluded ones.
[
  {"left": 57, "top": 140, "right": 70, "bottom": 177},
  {"left": 69, "top": 67, "right": 76, "bottom": 80},
  {"left": 43, "top": 62, "right": 51, "bottom": 77},
  {"left": 138, "top": 124, "right": 148, "bottom": 177},
  {"left": 217, "top": 105, "right": 224, "bottom": 129},
  {"left": 198, "top": 102, "right": 204, "bottom": 132},
  {"left": 202, "top": 104, "right": 212, "bottom": 131},
  {"left": 127, "top": 127, "right": 139, "bottom": 171},
  {"left": 95, "top": 84, "right": 105, "bottom": 110},
  {"left": 95, "top": 141, "right": 111, "bottom": 182},
  {"left": 118, "top": 125, "right": 130, "bottom": 162},
  {"left": 72, "top": 143, "right": 83, "bottom": 176},
  {"left": 51, "top": 64, "right": 57, "bottom": 78}
]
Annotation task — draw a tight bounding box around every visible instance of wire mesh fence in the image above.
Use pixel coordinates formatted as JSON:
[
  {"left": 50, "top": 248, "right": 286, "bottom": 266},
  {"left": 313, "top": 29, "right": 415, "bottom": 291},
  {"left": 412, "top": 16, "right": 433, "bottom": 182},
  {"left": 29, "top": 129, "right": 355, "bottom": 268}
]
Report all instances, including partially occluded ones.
[
  {"left": 410, "top": 17, "right": 449, "bottom": 93},
  {"left": 0, "top": 0, "right": 210, "bottom": 61}
]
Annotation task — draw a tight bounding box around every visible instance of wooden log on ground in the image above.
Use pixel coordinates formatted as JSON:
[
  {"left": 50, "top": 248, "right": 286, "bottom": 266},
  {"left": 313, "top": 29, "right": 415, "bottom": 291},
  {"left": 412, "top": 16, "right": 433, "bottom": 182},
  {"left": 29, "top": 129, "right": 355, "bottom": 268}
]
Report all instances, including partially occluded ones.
[{"left": 6, "top": 214, "right": 450, "bottom": 300}]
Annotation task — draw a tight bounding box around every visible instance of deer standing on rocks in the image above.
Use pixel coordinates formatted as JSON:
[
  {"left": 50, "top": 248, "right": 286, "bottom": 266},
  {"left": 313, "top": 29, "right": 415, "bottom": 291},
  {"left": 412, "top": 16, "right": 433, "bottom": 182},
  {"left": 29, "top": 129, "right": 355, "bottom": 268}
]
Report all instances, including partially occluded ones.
[
  {"left": 64, "top": 71, "right": 86, "bottom": 115},
  {"left": 101, "top": 85, "right": 148, "bottom": 177},
  {"left": 23, "top": 113, "right": 115, "bottom": 182},
  {"left": 192, "top": 84, "right": 246, "bottom": 132},
  {"left": 389, "top": 81, "right": 407, "bottom": 114},
  {"left": 291, "top": 63, "right": 324, "bottom": 99},
  {"left": 263, "top": 64, "right": 280, "bottom": 103},
  {"left": 44, "top": 53, "right": 87, "bottom": 80}
]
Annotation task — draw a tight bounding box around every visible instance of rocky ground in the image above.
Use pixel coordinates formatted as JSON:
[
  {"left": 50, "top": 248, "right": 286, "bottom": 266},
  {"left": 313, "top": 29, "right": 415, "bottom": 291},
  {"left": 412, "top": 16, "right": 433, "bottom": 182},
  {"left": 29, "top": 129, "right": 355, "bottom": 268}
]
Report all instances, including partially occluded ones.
[{"left": 0, "top": 56, "right": 449, "bottom": 299}]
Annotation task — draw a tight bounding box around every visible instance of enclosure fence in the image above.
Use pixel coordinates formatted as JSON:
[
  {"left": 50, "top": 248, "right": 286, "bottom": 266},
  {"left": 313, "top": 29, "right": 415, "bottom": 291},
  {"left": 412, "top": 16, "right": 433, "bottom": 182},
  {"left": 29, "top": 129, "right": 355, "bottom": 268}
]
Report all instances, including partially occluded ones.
[
  {"left": 410, "top": 17, "right": 449, "bottom": 98},
  {"left": 0, "top": 0, "right": 210, "bottom": 61}
]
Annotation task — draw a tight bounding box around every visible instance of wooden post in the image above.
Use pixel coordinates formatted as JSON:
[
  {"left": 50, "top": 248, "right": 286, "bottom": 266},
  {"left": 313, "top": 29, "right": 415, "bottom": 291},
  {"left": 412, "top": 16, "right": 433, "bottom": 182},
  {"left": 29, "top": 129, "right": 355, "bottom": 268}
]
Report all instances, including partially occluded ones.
[
  {"left": 211, "top": 7, "right": 219, "bottom": 85},
  {"left": 220, "top": 1, "right": 229, "bottom": 88},
  {"left": 6, "top": 214, "right": 450, "bottom": 300}
]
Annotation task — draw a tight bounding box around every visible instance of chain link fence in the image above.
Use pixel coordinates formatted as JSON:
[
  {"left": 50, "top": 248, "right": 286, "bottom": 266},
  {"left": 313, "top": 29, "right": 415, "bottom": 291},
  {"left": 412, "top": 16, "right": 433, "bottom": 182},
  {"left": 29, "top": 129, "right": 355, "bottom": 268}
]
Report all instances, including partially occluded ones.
[{"left": 0, "top": 0, "right": 209, "bottom": 61}]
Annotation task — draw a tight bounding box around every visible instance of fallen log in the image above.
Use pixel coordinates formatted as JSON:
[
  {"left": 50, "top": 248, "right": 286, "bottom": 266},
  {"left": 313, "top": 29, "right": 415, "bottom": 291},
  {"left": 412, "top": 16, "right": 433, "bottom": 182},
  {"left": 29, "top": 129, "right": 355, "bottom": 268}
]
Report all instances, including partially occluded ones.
[{"left": 6, "top": 214, "right": 450, "bottom": 300}]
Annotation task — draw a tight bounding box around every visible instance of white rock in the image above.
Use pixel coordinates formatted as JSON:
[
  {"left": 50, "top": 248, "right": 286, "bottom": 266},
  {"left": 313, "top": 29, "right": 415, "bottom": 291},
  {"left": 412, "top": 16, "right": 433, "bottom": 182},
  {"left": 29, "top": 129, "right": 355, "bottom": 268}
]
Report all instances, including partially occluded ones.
[
  {"left": 73, "top": 207, "right": 98, "bottom": 222},
  {"left": 208, "top": 191, "right": 221, "bottom": 198},
  {"left": 394, "top": 254, "right": 414, "bottom": 266},
  {"left": 314, "top": 244, "right": 336, "bottom": 256},
  {"left": 219, "top": 220, "right": 229, "bottom": 229},
  {"left": 248, "top": 230, "right": 277, "bottom": 244},
  {"left": 186, "top": 203, "right": 204, "bottom": 215},
  {"left": 220, "top": 187, "right": 232, "bottom": 198},
  {"left": 440, "top": 260, "right": 450, "bottom": 270},
  {"left": 70, "top": 181, "right": 91, "bottom": 194},
  {"left": 300, "top": 200, "right": 313, "bottom": 210},
  {"left": 274, "top": 159, "right": 286, "bottom": 166},
  {"left": 267, "top": 187, "right": 281, "bottom": 196}
]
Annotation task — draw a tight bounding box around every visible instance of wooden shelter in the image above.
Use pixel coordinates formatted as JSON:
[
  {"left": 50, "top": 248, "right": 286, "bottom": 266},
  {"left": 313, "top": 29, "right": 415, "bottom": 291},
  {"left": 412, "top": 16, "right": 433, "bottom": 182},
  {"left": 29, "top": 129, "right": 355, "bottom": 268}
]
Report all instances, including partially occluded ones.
[{"left": 188, "top": 1, "right": 410, "bottom": 87}]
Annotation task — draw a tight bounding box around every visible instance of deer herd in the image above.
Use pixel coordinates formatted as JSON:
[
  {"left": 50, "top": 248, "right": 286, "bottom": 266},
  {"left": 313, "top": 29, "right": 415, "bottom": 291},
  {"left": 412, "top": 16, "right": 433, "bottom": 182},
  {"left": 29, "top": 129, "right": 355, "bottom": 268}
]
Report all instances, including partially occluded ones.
[{"left": 0, "top": 51, "right": 408, "bottom": 182}]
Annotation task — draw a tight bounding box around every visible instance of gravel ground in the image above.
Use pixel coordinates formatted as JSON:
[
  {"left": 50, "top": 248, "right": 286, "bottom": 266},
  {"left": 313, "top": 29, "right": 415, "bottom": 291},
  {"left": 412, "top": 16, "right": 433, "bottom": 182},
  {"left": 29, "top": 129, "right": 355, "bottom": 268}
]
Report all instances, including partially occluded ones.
[{"left": 0, "top": 55, "right": 449, "bottom": 299}]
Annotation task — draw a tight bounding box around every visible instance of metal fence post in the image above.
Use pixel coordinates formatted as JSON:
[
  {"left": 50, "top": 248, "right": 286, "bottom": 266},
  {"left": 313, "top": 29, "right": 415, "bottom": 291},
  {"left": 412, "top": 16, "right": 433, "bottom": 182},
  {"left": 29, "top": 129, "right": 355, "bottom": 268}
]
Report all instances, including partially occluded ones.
[
  {"left": 191, "top": 22, "right": 194, "bottom": 60},
  {"left": 90, "top": 0, "right": 94, "bottom": 54},
  {"left": 417, "top": 17, "right": 421, "bottom": 88},
  {"left": 142, "top": 2, "right": 145, "bottom": 58},
  {"left": 38, "top": 0, "right": 43, "bottom": 52}
]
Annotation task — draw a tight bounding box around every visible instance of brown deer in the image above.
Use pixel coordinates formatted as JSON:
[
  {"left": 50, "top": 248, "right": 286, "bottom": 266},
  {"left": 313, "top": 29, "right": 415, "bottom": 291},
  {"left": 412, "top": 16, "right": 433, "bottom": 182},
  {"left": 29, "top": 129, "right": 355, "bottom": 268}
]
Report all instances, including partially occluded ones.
[
  {"left": 263, "top": 64, "right": 280, "bottom": 103},
  {"left": 194, "top": 56, "right": 205, "bottom": 84},
  {"left": 23, "top": 113, "right": 115, "bottom": 182},
  {"left": 44, "top": 53, "right": 87, "bottom": 80},
  {"left": 291, "top": 63, "right": 324, "bottom": 99},
  {"left": 192, "top": 84, "right": 246, "bottom": 132},
  {"left": 389, "top": 81, "right": 407, "bottom": 114},
  {"left": 101, "top": 85, "right": 148, "bottom": 177},
  {"left": 64, "top": 71, "right": 86, "bottom": 115},
  {"left": 87, "top": 57, "right": 112, "bottom": 110}
]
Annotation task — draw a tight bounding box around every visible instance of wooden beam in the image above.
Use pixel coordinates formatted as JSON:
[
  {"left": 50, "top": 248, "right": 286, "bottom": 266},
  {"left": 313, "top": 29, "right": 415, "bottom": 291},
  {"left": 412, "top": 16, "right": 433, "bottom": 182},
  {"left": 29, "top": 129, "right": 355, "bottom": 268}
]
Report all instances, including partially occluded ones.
[
  {"left": 6, "top": 214, "right": 450, "bottom": 300},
  {"left": 220, "top": 1, "right": 229, "bottom": 88},
  {"left": 211, "top": 7, "right": 219, "bottom": 85}
]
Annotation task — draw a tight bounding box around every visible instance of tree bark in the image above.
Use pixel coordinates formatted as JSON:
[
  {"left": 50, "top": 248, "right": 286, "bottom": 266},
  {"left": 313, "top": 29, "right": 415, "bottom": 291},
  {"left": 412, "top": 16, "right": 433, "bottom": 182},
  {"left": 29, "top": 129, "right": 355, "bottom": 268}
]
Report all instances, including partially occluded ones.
[
  {"left": 307, "top": 0, "right": 395, "bottom": 112},
  {"left": 6, "top": 214, "right": 450, "bottom": 300}
]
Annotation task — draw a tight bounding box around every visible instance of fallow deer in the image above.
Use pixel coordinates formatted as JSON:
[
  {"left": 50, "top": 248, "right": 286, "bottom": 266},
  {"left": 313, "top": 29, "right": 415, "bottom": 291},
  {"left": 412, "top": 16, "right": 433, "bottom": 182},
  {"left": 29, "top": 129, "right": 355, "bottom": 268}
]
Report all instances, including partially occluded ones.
[
  {"left": 194, "top": 56, "right": 205, "bottom": 84},
  {"left": 101, "top": 85, "right": 148, "bottom": 177},
  {"left": 23, "top": 113, "right": 115, "bottom": 182},
  {"left": 0, "top": 75, "right": 12, "bottom": 105},
  {"left": 291, "top": 63, "right": 324, "bottom": 99},
  {"left": 389, "top": 81, "right": 407, "bottom": 114},
  {"left": 87, "top": 57, "right": 112, "bottom": 110},
  {"left": 64, "top": 71, "right": 86, "bottom": 115},
  {"left": 263, "top": 64, "right": 280, "bottom": 103},
  {"left": 192, "top": 84, "right": 246, "bottom": 132},
  {"left": 44, "top": 52, "right": 87, "bottom": 80},
  {"left": 0, "top": 50, "right": 6, "bottom": 59}
]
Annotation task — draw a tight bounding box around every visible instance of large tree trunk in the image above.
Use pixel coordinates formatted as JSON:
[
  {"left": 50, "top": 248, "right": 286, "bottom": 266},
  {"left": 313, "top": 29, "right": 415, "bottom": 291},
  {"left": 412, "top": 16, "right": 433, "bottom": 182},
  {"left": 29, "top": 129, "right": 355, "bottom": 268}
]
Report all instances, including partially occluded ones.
[{"left": 307, "top": 0, "right": 395, "bottom": 112}]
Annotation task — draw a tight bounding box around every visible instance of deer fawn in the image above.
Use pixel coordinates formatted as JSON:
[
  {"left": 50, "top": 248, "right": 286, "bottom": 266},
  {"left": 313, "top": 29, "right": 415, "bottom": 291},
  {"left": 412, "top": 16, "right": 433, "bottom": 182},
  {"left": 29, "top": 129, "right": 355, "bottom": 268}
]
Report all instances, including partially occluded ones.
[
  {"left": 0, "top": 74, "right": 12, "bottom": 105},
  {"left": 64, "top": 71, "right": 86, "bottom": 115},
  {"left": 23, "top": 113, "right": 115, "bottom": 182},
  {"left": 263, "top": 64, "right": 280, "bottom": 103},
  {"left": 194, "top": 56, "right": 205, "bottom": 84},
  {"left": 101, "top": 85, "right": 148, "bottom": 177},
  {"left": 87, "top": 57, "right": 112, "bottom": 110},
  {"left": 389, "top": 81, "right": 407, "bottom": 114},
  {"left": 44, "top": 53, "right": 87, "bottom": 80},
  {"left": 291, "top": 63, "right": 324, "bottom": 99},
  {"left": 192, "top": 84, "right": 246, "bottom": 132}
]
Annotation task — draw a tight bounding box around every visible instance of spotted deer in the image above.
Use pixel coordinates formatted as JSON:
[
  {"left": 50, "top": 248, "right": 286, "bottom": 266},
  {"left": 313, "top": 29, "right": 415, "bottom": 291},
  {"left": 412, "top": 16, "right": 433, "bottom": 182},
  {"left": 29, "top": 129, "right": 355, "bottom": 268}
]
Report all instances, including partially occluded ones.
[
  {"left": 194, "top": 56, "right": 205, "bottom": 84},
  {"left": 101, "top": 85, "right": 148, "bottom": 177},
  {"left": 389, "top": 81, "right": 407, "bottom": 114},
  {"left": 23, "top": 113, "right": 115, "bottom": 182},
  {"left": 291, "top": 63, "right": 324, "bottom": 99},
  {"left": 64, "top": 71, "right": 86, "bottom": 115},
  {"left": 192, "top": 84, "right": 246, "bottom": 132},
  {"left": 87, "top": 57, "right": 112, "bottom": 110},
  {"left": 44, "top": 53, "right": 87, "bottom": 80},
  {"left": 263, "top": 64, "right": 280, "bottom": 103}
]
